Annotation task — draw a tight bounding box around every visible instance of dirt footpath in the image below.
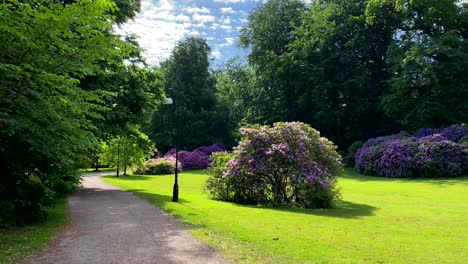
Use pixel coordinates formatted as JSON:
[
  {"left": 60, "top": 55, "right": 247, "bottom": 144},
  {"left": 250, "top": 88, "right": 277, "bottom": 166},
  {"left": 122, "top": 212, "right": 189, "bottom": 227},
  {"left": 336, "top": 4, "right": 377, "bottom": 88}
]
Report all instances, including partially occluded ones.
[{"left": 23, "top": 172, "right": 226, "bottom": 264}]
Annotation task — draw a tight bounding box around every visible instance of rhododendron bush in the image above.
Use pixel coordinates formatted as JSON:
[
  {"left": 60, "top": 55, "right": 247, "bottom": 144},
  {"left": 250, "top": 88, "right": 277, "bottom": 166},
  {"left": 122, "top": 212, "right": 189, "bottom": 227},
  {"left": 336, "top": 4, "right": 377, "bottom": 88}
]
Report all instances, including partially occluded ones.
[
  {"left": 134, "top": 157, "right": 182, "bottom": 175},
  {"left": 205, "top": 122, "right": 343, "bottom": 208},
  {"left": 164, "top": 143, "right": 226, "bottom": 170},
  {"left": 355, "top": 125, "right": 468, "bottom": 178}
]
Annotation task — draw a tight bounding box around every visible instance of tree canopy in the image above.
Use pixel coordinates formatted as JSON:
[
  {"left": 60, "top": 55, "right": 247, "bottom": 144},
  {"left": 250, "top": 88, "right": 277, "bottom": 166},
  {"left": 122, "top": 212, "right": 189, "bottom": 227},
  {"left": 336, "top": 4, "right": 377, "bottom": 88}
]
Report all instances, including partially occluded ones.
[{"left": 0, "top": 0, "right": 164, "bottom": 225}]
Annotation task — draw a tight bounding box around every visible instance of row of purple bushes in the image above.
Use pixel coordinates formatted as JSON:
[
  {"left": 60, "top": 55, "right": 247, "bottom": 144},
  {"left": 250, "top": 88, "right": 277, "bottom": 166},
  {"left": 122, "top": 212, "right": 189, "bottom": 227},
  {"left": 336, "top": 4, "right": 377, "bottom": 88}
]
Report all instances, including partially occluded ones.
[
  {"left": 164, "top": 143, "right": 227, "bottom": 170},
  {"left": 355, "top": 125, "right": 468, "bottom": 177},
  {"left": 135, "top": 143, "right": 226, "bottom": 175}
]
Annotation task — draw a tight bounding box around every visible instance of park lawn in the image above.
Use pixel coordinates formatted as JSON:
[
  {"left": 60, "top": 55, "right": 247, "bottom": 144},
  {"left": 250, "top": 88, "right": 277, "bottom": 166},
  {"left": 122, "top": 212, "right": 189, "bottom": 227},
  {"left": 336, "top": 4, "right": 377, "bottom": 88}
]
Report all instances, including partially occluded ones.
[
  {"left": 103, "top": 169, "right": 468, "bottom": 263},
  {"left": 0, "top": 199, "right": 70, "bottom": 264}
]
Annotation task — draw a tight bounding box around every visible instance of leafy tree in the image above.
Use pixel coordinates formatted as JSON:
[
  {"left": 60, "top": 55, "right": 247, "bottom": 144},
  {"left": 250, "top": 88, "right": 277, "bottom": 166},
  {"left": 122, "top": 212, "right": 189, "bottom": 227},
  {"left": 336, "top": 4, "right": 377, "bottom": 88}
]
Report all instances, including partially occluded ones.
[
  {"left": 151, "top": 38, "right": 228, "bottom": 151},
  {"left": 215, "top": 59, "right": 266, "bottom": 144},
  {"left": 100, "top": 129, "right": 154, "bottom": 176},
  {"left": 370, "top": 0, "right": 468, "bottom": 129},
  {"left": 0, "top": 0, "right": 157, "bottom": 225},
  {"left": 239, "top": 0, "right": 307, "bottom": 123},
  {"left": 287, "top": 0, "right": 401, "bottom": 147}
]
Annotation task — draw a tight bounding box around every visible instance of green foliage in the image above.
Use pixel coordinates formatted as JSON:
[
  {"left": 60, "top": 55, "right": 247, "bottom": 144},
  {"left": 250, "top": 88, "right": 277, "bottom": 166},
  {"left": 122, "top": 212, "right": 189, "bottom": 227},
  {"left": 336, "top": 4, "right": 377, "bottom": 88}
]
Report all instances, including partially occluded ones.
[
  {"left": 152, "top": 38, "right": 229, "bottom": 151},
  {"left": 0, "top": 0, "right": 154, "bottom": 225},
  {"left": 135, "top": 157, "right": 182, "bottom": 175},
  {"left": 204, "top": 152, "right": 234, "bottom": 201},
  {"left": 235, "top": 0, "right": 466, "bottom": 149},
  {"left": 365, "top": 0, "right": 468, "bottom": 129},
  {"left": 343, "top": 141, "right": 364, "bottom": 167},
  {"left": 0, "top": 199, "right": 69, "bottom": 264},
  {"left": 239, "top": 0, "right": 307, "bottom": 123},
  {"left": 100, "top": 129, "right": 154, "bottom": 176},
  {"left": 237, "top": 0, "right": 401, "bottom": 148}
]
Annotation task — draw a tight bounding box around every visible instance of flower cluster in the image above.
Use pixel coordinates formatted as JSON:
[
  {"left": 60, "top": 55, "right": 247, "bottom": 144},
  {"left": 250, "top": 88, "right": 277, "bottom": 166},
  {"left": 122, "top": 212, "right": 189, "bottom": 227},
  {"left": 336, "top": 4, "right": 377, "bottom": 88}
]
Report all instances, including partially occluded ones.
[
  {"left": 164, "top": 143, "right": 226, "bottom": 170},
  {"left": 194, "top": 143, "right": 227, "bottom": 155},
  {"left": 205, "top": 122, "right": 343, "bottom": 208},
  {"left": 355, "top": 125, "right": 467, "bottom": 177}
]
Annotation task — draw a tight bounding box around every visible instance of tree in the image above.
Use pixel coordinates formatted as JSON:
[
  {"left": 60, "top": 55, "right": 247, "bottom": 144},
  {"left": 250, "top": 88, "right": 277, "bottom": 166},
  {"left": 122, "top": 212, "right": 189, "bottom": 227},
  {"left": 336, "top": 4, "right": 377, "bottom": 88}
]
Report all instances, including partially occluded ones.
[
  {"left": 0, "top": 0, "right": 156, "bottom": 225},
  {"left": 100, "top": 129, "right": 154, "bottom": 176},
  {"left": 240, "top": 0, "right": 400, "bottom": 148},
  {"left": 239, "top": 0, "right": 307, "bottom": 123},
  {"left": 287, "top": 0, "right": 401, "bottom": 147},
  {"left": 151, "top": 38, "right": 228, "bottom": 151},
  {"left": 215, "top": 59, "right": 266, "bottom": 144},
  {"left": 371, "top": 0, "right": 468, "bottom": 129}
]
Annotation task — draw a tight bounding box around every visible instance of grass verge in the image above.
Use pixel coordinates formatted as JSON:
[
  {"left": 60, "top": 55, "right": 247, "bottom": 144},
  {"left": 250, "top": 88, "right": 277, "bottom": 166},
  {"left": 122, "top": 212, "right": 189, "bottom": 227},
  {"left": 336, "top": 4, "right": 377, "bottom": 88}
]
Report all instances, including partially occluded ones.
[
  {"left": 0, "top": 199, "right": 70, "bottom": 264},
  {"left": 103, "top": 169, "right": 468, "bottom": 263}
]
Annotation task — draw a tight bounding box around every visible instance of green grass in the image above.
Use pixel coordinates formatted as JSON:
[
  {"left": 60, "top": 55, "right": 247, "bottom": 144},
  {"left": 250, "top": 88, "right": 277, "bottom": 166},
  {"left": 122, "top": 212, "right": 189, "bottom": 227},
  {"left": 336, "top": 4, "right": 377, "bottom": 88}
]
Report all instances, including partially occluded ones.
[
  {"left": 0, "top": 199, "right": 70, "bottom": 264},
  {"left": 82, "top": 167, "right": 116, "bottom": 173},
  {"left": 102, "top": 169, "right": 468, "bottom": 263}
]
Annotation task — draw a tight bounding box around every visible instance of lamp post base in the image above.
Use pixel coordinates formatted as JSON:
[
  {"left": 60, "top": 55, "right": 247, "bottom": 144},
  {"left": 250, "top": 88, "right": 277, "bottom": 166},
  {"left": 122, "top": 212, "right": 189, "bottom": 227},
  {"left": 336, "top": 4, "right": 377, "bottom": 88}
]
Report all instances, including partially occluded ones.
[{"left": 172, "top": 183, "right": 179, "bottom": 202}]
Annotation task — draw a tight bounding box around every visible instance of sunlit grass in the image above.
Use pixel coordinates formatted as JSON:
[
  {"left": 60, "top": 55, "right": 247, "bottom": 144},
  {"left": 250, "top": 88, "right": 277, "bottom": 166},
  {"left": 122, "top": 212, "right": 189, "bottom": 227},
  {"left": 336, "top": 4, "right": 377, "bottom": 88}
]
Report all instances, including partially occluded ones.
[
  {"left": 0, "top": 199, "right": 69, "bottom": 264},
  {"left": 103, "top": 169, "right": 468, "bottom": 263}
]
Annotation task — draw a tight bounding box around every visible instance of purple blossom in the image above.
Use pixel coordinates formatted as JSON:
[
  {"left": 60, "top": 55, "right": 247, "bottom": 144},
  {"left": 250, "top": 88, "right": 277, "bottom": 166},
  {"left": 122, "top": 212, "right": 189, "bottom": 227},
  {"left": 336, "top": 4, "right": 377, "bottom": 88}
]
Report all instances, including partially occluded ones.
[{"left": 355, "top": 125, "right": 467, "bottom": 178}]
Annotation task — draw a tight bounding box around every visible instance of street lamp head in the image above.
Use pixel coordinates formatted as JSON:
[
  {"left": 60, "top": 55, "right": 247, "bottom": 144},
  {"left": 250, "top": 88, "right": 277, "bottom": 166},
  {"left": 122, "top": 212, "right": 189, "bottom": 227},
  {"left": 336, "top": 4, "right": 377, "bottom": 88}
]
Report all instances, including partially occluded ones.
[{"left": 163, "top": 97, "right": 173, "bottom": 105}]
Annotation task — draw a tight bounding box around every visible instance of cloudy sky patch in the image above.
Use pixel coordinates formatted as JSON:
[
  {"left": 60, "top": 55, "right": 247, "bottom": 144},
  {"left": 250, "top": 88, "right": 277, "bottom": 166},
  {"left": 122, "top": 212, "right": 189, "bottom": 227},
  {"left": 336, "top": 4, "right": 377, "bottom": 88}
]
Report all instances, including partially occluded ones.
[{"left": 115, "top": 0, "right": 259, "bottom": 67}]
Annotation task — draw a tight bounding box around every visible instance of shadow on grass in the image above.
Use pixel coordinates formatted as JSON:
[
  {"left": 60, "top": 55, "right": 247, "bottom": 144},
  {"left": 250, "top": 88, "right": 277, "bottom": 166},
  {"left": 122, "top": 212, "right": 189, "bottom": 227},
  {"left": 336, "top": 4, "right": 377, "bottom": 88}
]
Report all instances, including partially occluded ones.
[
  {"left": 101, "top": 175, "right": 163, "bottom": 181},
  {"left": 234, "top": 200, "right": 377, "bottom": 219},
  {"left": 342, "top": 168, "right": 468, "bottom": 186}
]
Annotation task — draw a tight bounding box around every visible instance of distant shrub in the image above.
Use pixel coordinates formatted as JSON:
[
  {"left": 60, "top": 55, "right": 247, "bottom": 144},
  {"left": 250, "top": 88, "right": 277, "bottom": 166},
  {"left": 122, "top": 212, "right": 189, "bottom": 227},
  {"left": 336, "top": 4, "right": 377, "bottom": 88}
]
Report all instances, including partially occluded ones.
[
  {"left": 343, "top": 141, "right": 363, "bottom": 167},
  {"left": 164, "top": 143, "right": 226, "bottom": 170},
  {"left": 205, "top": 152, "right": 235, "bottom": 201},
  {"left": 355, "top": 132, "right": 409, "bottom": 176},
  {"left": 135, "top": 157, "right": 182, "bottom": 175},
  {"left": 205, "top": 122, "right": 343, "bottom": 208},
  {"left": 414, "top": 139, "right": 466, "bottom": 177},
  {"left": 376, "top": 139, "right": 417, "bottom": 177},
  {"left": 194, "top": 143, "right": 227, "bottom": 155},
  {"left": 355, "top": 125, "right": 467, "bottom": 178}
]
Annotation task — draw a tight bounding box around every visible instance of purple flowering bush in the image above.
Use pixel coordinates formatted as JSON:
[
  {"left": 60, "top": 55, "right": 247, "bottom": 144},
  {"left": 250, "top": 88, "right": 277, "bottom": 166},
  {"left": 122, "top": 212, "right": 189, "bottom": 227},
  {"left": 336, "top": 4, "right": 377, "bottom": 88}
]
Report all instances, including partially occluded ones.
[
  {"left": 164, "top": 143, "right": 226, "bottom": 170},
  {"left": 205, "top": 122, "right": 343, "bottom": 208},
  {"left": 355, "top": 132, "right": 410, "bottom": 176},
  {"left": 355, "top": 125, "right": 467, "bottom": 178},
  {"left": 194, "top": 143, "right": 227, "bottom": 155},
  {"left": 414, "top": 140, "right": 466, "bottom": 177},
  {"left": 376, "top": 139, "right": 417, "bottom": 177},
  {"left": 134, "top": 157, "right": 182, "bottom": 175}
]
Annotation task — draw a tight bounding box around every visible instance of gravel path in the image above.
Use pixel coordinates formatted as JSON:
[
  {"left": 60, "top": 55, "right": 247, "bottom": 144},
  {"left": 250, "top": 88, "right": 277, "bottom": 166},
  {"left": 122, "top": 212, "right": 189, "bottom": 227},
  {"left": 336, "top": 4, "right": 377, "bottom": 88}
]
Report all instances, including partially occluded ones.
[{"left": 23, "top": 172, "right": 226, "bottom": 264}]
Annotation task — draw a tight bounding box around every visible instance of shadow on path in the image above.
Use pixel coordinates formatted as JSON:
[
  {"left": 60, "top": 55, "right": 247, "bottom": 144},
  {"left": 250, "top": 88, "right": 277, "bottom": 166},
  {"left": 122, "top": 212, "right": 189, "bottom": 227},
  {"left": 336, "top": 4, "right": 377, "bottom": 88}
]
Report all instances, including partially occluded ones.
[{"left": 22, "top": 176, "right": 226, "bottom": 264}]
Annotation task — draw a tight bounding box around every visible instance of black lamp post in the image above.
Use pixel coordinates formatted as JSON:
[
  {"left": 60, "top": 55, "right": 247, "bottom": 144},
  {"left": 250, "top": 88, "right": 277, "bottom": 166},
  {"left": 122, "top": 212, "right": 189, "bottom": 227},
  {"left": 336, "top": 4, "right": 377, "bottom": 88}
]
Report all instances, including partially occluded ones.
[{"left": 164, "top": 97, "right": 179, "bottom": 202}]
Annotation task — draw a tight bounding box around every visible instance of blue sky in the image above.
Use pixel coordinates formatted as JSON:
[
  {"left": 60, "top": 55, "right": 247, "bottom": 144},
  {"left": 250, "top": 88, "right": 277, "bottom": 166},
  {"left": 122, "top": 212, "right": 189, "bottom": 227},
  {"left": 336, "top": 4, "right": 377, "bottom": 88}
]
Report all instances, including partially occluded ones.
[{"left": 115, "top": 0, "right": 262, "bottom": 68}]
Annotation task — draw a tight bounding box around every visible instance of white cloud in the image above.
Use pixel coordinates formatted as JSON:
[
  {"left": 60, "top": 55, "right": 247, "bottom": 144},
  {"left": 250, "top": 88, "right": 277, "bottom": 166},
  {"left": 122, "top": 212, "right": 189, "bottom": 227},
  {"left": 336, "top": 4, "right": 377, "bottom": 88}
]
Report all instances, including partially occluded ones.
[
  {"left": 157, "top": 0, "right": 174, "bottom": 11},
  {"left": 214, "top": 0, "right": 246, "bottom": 3},
  {"left": 114, "top": 0, "right": 193, "bottom": 65},
  {"left": 221, "top": 7, "right": 236, "bottom": 14},
  {"left": 192, "top": 13, "right": 216, "bottom": 24},
  {"left": 221, "top": 16, "right": 232, "bottom": 25},
  {"left": 210, "top": 23, "right": 220, "bottom": 30},
  {"left": 239, "top": 18, "right": 248, "bottom": 24},
  {"left": 220, "top": 24, "right": 233, "bottom": 31},
  {"left": 175, "top": 14, "right": 190, "bottom": 22},
  {"left": 217, "top": 37, "right": 235, "bottom": 47},
  {"left": 225, "top": 37, "right": 235, "bottom": 45},
  {"left": 113, "top": 0, "right": 248, "bottom": 66},
  {"left": 212, "top": 49, "right": 222, "bottom": 59},
  {"left": 184, "top": 6, "right": 211, "bottom": 14}
]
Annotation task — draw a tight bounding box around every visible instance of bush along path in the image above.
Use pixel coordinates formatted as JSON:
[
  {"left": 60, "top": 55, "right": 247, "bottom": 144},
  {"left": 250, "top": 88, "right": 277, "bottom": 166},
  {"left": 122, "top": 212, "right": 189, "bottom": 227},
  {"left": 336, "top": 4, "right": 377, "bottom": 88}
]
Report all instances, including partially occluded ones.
[{"left": 22, "top": 172, "right": 226, "bottom": 264}]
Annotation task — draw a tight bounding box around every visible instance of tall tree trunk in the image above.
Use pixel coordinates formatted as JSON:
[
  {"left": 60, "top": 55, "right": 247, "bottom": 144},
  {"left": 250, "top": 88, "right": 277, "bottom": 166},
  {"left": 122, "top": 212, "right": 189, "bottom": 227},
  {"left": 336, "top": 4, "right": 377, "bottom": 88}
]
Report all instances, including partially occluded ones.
[{"left": 116, "top": 138, "right": 120, "bottom": 177}]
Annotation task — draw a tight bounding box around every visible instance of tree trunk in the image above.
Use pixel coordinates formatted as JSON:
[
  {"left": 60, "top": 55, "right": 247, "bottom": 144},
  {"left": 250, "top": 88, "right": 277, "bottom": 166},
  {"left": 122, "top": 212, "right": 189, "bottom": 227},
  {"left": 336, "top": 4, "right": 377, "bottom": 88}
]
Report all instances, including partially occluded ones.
[{"left": 116, "top": 139, "right": 120, "bottom": 177}]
